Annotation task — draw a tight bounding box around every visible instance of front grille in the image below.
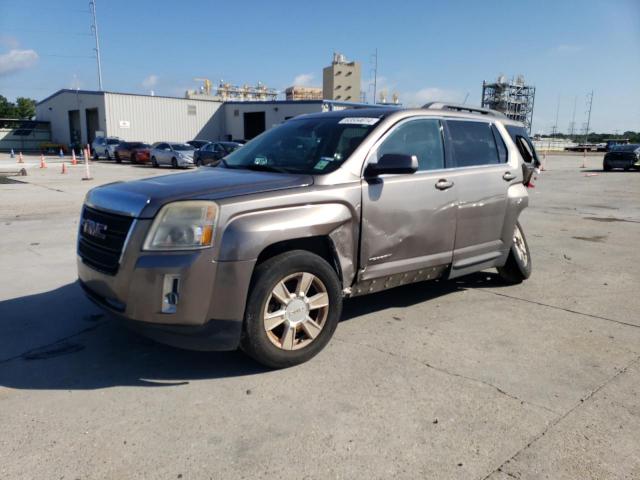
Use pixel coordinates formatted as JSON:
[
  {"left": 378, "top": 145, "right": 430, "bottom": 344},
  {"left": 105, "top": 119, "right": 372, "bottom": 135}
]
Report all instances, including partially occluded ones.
[{"left": 78, "top": 206, "right": 134, "bottom": 275}]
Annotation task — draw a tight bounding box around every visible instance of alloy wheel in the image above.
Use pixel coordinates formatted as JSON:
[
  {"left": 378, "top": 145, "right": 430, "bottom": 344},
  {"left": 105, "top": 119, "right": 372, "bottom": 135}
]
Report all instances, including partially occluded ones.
[
  {"left": 263, "top": 272, "right": 329, "bottom": 351},
  {"left": 513, "top": 224, "right": 528, "bottom": 266}
]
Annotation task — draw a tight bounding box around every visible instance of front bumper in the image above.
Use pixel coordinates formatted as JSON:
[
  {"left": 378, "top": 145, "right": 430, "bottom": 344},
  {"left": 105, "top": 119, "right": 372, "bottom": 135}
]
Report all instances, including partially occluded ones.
[{"left": 77, "top": 229, "right": 256, "bottom": 350}]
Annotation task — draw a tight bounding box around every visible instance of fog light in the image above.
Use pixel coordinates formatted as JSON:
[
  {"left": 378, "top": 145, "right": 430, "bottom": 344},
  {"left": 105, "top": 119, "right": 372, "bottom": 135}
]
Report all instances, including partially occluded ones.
[{"left": 162, "top": 274, "right": 180, "bottom": 313}]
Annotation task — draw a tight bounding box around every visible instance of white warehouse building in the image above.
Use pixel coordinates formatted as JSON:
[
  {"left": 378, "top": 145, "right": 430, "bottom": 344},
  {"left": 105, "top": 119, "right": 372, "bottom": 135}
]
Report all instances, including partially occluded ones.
[{"left": 36, "top": 89, "right": 373, "bottom": 147}]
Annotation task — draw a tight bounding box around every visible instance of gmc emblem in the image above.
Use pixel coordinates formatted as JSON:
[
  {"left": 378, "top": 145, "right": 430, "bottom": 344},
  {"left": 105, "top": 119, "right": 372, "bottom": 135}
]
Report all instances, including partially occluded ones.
[{"left": 82, "top": 219, "right": 108, "bottom": 240}]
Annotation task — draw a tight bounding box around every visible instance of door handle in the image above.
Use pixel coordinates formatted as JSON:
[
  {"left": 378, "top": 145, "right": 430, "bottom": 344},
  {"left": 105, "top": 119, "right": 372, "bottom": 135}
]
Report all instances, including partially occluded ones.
[
  {"left": 435, "top": 179, "right": 454, "bottom": 190},
  {"left": 502, "top": 172, "right": 516, "bottom": 181}
]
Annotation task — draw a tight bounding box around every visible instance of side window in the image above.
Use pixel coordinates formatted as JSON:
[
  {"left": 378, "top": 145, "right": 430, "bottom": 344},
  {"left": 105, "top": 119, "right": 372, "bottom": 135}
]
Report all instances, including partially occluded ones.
[
  {"left": 447, "top": 120, "right": 500, "bottom": 167},
  {"left": 491, "top": 125, "right": 508, "bottom": 163},
  {"left": 376, "top": 119, "right": 444, "bottom": 171},
  {"left": 506, "top": 125, "right": 539, "bottom": 166}
]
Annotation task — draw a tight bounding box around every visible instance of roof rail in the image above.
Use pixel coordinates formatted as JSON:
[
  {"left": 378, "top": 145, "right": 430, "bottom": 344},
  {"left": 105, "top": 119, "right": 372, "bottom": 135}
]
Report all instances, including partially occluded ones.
[{"left": 421, "top": 102, "right": 507, "bottom": 118}]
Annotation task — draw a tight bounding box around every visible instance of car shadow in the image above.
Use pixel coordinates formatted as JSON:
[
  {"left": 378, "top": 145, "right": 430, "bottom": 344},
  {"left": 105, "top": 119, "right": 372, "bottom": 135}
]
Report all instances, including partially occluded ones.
[{"left": 0, "top": 272, "right": 505, "bottom": 390}]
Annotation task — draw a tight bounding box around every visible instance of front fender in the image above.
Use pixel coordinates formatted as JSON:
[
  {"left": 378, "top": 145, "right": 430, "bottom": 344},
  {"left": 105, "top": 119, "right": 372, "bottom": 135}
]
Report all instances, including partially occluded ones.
[{"left": 218, "top": 203, "right": 357, "bottom": 285}]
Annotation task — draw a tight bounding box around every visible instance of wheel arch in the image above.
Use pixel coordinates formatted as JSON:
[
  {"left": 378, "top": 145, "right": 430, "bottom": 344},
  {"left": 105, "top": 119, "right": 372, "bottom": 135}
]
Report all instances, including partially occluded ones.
[{"left": 217, "top": 203, "right": 358, "bottom": 289}]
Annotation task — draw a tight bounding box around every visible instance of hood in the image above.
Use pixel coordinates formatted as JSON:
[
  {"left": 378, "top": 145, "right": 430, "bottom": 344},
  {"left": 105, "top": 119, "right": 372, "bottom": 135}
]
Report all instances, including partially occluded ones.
[{"left": 85, "top": 168, "right": 313, "bottom": 218}]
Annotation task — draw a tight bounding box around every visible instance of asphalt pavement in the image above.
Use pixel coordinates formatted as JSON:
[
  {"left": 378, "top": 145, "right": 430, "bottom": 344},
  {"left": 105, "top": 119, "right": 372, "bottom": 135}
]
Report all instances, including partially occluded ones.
[{"left": 0, "top": 153, "right": 638, "bottom": 479}]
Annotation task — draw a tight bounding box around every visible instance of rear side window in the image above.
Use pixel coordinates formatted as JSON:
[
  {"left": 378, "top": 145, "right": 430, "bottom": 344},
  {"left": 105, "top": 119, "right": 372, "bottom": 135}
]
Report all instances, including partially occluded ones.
[
  {"left": 505, "top": 125, "right": 539, "bottom": 165},
  {"left": 447, "top": 120, "right": 500, "bottom": 167},
  {"left": 376, "top": 119, "right": 444, "bottom": 171}
]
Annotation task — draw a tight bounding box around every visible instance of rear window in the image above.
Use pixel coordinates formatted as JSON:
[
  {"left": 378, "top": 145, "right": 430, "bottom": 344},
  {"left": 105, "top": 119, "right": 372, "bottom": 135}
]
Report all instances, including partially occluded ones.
[
  {"left": 505, "top": 125, "right": 539, "bottom": 165},
  {"left": 611, "top": 144, "right": 640, "bottom": 152},
  {"left": 171, "top": 144, "right": 193, "bottom": 151},
  {"left": 107, "top": 139, "right": 120, "bottom": 145},
  {"left": 447, "top": 120, "right": 501, "bottom": 167}
]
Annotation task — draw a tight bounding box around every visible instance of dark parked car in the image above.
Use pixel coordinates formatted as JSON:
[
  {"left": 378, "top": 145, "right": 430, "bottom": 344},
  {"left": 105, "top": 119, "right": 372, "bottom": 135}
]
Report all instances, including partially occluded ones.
[
  {"left": 114, "top": 142, "right": 151, "bottom": 164},
  {"left": 187, "top": 140, "right": 210, "bottom": 150},
  {"left": 603, "top": 144, "right": 640, "bottom": 171},
  {"left": 194, "top": 141, "right": 243, "bottom": 166}
]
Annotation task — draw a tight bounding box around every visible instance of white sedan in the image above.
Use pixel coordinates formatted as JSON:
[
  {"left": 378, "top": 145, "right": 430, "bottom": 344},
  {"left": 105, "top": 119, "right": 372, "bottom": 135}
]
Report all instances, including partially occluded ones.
[{"left": 150, "top": 142, "right": 195, "bottom": 168}]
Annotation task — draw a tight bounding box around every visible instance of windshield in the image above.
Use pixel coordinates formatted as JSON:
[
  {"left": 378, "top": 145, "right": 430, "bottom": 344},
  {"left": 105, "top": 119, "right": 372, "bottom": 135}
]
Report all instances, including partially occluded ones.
[
  {"left": 222, "top": 116, "right": 381, "bottom": 174},
  {"left": 171, "top": 143, "right": 194, "bottom": 151}
]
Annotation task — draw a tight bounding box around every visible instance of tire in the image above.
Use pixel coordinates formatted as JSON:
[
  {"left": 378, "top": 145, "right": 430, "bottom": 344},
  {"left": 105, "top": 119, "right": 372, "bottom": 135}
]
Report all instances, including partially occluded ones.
[
  {"left": 603, "top": 162, "right": 612, "bottom": 171},
  {"left": 115, "top": 152, "right": 122, "bottom": 163},
  {"left": 131, "top": 152, "right": 137, "bottom": 164},
  {"left": 93, "top": 151, "right": 99, "bottom": 160},
  {"left": 240, "top": 250, "right": 342, "bottom": 368},
  {"left": 106, "top": 150, "right": 111, "bottom": 160},
  {"left": 195, "top": 157, "right": 202, "bottom": 167},
  {"left": 171, "top": 157, "right": 178, "bottom": 169},
  {"left": 497, "top": 221, "right": 532, "bottom": 284},
  {"left": 151, "top": 156, "right": 159, "bottom": 168}
]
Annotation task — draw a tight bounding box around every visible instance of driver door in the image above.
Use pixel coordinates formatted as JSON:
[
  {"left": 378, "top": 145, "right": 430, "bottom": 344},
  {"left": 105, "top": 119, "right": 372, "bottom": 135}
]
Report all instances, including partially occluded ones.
[{"left": 360, "top": 118, "right": 458, "bottom": 281}]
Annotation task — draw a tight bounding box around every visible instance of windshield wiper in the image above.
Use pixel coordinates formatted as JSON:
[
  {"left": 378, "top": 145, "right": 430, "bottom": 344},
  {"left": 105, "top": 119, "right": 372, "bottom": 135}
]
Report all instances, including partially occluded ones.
[{"left": 242, "top": 163, "right": 291, "bottom": 174}]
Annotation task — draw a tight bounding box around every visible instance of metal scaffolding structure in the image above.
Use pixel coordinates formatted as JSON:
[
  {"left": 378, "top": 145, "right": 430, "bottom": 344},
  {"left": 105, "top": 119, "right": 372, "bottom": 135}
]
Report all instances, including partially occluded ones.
[{"left": 481, "top": 75, "right": 536, "bottom": 131}]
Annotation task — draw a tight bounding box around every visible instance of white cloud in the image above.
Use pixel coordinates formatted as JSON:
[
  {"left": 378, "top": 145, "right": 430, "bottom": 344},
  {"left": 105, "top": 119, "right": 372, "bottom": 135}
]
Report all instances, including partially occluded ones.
[
  {"left": 0, "top": 35, "right": 20, "bottom": 49},
  {"left": 292, "top": 73, "right": 315, "bottom": 86},
  {"left": 401, "top": 87, "right": 466, "bottom": 107},
  {"left": 552, "top": 44, "right": 582, "bottom": 55},
  {"left": 0, "top": 49, "right": 38, "bottom": 76},
  {"left": 142, "top": 74, "right": 159, "bottom": 89}
]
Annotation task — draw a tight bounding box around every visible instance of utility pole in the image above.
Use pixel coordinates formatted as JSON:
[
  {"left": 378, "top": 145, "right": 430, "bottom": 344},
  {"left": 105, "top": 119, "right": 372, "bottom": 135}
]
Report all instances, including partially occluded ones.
[
  {"left": 583, "top": 90, "right": 594, "bottom": 144},
  {"left": 568, "top": 96, "right": 577, "bottom": 137},
  {"left": 89, "top": 0, "right": 103, "bottom": 90},
  {"left": 551, "top": 95, "right": 560, "bottom": 137},
  {"left": 371, "top": 48, "right": 378, "bottom": 105}
]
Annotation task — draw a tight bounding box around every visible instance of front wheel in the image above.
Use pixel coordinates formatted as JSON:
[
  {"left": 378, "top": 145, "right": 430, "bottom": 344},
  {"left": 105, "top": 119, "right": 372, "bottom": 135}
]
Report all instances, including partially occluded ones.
[
  {"left": 151, "top": 156, "right": 159, "bottom": 168},
  {"left": 171, "top": 157, "right": 178, "bottom": 169},
  {"left": 603, "top": 162, "right": 612, "bottom": 171},
  {"left": 497, "top": 221, "right": 531, "bottom": 284},
  {"left": 241, "top": 250, "right": 342, "bottom": 368},
  {"left": 115, "top": 152, "right": 121, "bottom": 163}
]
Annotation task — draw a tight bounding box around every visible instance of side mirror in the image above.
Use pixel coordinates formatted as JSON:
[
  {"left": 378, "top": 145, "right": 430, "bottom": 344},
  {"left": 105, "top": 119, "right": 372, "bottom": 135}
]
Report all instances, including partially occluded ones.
[{"left": 365, "top": 153, "right": 418, "bottom": 177}]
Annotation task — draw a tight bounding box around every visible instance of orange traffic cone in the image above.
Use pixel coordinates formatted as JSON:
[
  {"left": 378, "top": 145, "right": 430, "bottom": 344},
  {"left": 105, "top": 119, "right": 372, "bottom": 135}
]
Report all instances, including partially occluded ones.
[
  {"left": 39, "top": 153, "right": 47, "bottom": 168},
  {"left": 61, "top": 162, "right": 68, "bottom": 174},
  {"left": 71, "top": 149, "right": 77, "bottom": 165},
  {"left": 18, "top": 152, "right": 24, "bottom": 163}
]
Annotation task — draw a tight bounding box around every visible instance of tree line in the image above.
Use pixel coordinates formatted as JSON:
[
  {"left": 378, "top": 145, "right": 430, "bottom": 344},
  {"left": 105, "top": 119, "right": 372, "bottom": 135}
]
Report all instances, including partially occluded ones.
[{"left": 0, "top": 95, "right": 37, "bottom": 120}]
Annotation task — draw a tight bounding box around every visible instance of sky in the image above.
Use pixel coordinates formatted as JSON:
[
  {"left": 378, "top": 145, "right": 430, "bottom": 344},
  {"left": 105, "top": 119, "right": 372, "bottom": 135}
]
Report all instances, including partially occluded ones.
[{"left": 0, "top": 0, "right": 639, "bottom": 134}]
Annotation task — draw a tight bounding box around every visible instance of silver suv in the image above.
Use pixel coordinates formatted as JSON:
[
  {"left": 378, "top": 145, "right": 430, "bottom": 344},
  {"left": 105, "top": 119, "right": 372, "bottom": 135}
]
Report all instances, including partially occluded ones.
[{"left": 77, "top": 103, "right": 539, "bottom": 368}]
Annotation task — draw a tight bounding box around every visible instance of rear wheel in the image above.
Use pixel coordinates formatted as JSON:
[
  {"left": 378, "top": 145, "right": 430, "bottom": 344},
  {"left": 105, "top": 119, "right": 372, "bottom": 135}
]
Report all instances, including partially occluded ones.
[
  {"left": 131, "top": 152, "right": 137, "bottom": 164},
  {"left": 497, "top": 221, "right": 531, "bottom": 284},
  {"left": 603, "top": 162, "right": 612, "bottom": 171},
  {"left": 115, "top": 152, "right": 122, "bottom": 163},
  {"left": 151, "top": 156, "right": 159, "bottom": 168},
  {"left": 241, "top": 250, "right": 342, "bottom": 368},
  {"left": 171, "top": 157, "right": 178, "bottom": 169}
]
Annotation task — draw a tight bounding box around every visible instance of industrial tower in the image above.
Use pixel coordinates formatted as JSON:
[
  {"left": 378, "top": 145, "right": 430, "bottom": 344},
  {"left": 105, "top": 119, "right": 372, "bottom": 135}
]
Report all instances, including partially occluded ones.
[{"left": 481, "top": 75, "right": 536, "bottom": 131}]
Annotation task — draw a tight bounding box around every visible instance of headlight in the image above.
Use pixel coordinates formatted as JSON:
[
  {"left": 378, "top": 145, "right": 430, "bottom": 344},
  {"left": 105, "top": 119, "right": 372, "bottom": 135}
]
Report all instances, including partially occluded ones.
[{"left": 143, "top": 201, "right": 218, "bottom": 251}]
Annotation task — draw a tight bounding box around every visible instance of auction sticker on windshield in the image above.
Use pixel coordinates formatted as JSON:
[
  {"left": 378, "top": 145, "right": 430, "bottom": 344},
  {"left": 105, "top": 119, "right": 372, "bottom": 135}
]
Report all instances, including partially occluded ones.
[{"left": 338, "top": 117, "right": 381, "bottom": 126}]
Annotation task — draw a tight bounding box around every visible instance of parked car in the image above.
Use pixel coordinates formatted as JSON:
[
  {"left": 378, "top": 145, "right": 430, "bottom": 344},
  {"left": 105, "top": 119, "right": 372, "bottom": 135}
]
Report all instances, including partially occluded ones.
[
  {"left": 78, "top": 103, "right": 535, "bottom": 368},
  {"left": 194, "top": 141, "right": 243, "bottom": 166},
  {"left": 186, "top": 139, "right": 210, "bottom": 150},
  {"left": 114, "top": 142, "right": 151, "bottom": 164},
  {"left": 91, "top": 136, "right": 121, "bottom": 160},
  {"left": 603, "top": 144, "right": 640, "bottom": 171},
  {"left": 149, "top": 142, "right": 195, "bottom": 168}
]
